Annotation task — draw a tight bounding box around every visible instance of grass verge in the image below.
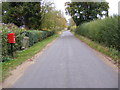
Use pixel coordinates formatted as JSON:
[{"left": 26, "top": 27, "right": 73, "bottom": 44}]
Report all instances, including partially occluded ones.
[
  {"left": 0, "top": 34, "right": 59, "bottom": 82},
  {"left": 75, "top": 34, "right": 120, "bottom": 67}
]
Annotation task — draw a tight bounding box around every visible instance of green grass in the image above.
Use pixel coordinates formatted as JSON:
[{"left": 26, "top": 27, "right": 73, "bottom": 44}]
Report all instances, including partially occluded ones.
[
  {"left": 75, "top": 34, "right": 120, "bottom": 66},
  {"left": 0, "top": 34, "right": 59, "bottom": 82}
]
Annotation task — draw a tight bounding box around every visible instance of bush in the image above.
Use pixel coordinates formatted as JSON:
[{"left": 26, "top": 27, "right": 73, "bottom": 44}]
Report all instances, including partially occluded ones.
[
  {"left": 23, "top": 30, "right": 54, "bottom": 47},
  {"left": 2, "top": 24, "right": 25, "bottom": 58},
  {"left": 76, "top": 16, "right": 120, "bottom": 51},
  {"left": 1, "top": 24, "right": 54, "bottom": 62}
]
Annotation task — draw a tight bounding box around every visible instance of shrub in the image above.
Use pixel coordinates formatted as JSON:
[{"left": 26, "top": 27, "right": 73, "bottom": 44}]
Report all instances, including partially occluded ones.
[
  {"left": 2, "top": 24, "right": 25, "bottom": 58},
  {"left": 23, "top": 30, "right": 54, "bottom": 47},
  {"left": 1, "top": 24, "right": 54, "bottom": 62},
  {"left": 76, "top": 16, "right": 120, "bottom": 51}
]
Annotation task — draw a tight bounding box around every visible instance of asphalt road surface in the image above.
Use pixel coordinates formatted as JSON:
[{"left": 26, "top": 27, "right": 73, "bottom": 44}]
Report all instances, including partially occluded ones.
[{"left": 12, "top": 31, "right": 118, "bottom": 88}]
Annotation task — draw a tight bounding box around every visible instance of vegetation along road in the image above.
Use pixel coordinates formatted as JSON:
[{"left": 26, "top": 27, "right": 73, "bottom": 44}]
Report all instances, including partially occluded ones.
[{"left": 11, "top": 31, "right": 118, "bottom": 88}]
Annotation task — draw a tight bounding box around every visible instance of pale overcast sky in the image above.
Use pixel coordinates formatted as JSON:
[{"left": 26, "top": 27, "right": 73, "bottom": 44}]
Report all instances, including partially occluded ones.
[
  {"left": 106, "top": 0, "right": 119, "bottom": 15},
  {"left": 52, "top": 0, "right": 120, "bottom": 20}
]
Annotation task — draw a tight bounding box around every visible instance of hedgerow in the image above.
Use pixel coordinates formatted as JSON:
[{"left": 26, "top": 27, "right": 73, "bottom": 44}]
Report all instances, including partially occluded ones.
[
  {"left": 1, "top": 24, "right": 54, "bottom": 62},
  {"left": 76, "top": 16, "right": 120, "bottom": 51},
  {"left": 24, "top": 30, "right": 54, "bottom": 47},
  {"left": 2, "top": 24, "right": 25, "bottom": 58}
]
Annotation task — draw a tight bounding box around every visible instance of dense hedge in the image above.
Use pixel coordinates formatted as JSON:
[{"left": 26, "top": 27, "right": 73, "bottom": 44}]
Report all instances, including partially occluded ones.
[
  {"left": 76, "top": 16, "right": 120, "bottom": 51},
  {"left": 2, "top": 24, "right": 54, "bottom": 61},
  {"left": 23, "top": 30, "right": 54, "bottom": 47}
]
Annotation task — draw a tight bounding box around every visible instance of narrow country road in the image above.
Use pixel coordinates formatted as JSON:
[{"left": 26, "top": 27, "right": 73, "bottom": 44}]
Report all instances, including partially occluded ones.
[{"left": 12, "top": 31, "right": 118, "bottom": 88}]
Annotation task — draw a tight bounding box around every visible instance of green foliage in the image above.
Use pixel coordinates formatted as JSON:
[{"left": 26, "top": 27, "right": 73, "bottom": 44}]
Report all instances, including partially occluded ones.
[
  {"left": 76, "top": 16, "right": 120, "bottom": 51},
  {"left": 2, "top": 24, "right": 25, "bottom": 58},
  {"left": 1, "top": 34, "right": 58, "bottom": 82},
  {"left": 2, "top": 2, "right": 42, "bottom": 29},
  {"left": 68, "top": 25, "right": 76, "bottom": 32},
  {"left": 2, "top": 2, "right": 67, "bottom": 31},
  {"left": 2, "top": 24, "right": 54, "bottom": 62},
  {"left": 41, "top": 3, "right": 67, "bottom": 31},
  {"left": 2, "top": 57, "right": 13, "bottom": 62},
  {"left": 75, "top": 35, "right": 120, "bottom": 63},
  {"left": 65, "top": 2, "right": 109, "bottom": 26},
  {"left": 24, "top": 30, "right": 54, "bottom": 47}
]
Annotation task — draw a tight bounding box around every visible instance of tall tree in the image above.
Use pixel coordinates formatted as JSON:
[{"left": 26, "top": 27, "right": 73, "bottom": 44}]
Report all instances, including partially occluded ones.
[
  {"left": 65, "top": 2, "right": 109, "bottom": 26},
  {"left": 41, "top": 3, "right": 67, "bottom": 31},
  {"left": 2, "top": 2, "right": 42, "bottom": 29}
]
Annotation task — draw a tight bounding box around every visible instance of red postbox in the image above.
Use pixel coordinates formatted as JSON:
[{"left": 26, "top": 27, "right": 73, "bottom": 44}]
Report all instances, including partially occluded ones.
[{"left": 8, "top": 33, "right": 16, "bottom": 43}]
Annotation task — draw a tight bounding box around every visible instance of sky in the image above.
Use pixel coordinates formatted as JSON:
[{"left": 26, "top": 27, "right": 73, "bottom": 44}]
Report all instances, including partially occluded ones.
[
  {"left": 106, "top": 0, "right": 120, "bottom": 15},
  {"left": 52, "top": 0, "right": 120, "bottom": 20}
]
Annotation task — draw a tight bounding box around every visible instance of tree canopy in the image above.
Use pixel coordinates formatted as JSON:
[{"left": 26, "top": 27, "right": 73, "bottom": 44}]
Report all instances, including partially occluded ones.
[
  {"left": 39, "top": 2, "right": 67, "bottom": 31},
  {"left": 2, "top": 2, "right": 67, "bottom": 30},
  {"left": 2, "top": 2, "right": 43, "bottom": 29},
  {"left": 65, "top": 2, "right": 109, "bottom": 26}
]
